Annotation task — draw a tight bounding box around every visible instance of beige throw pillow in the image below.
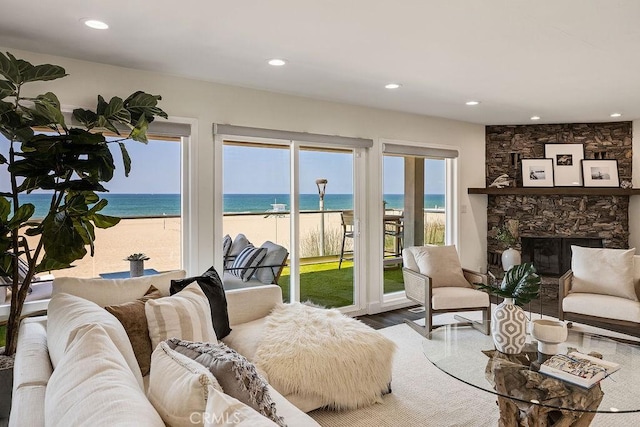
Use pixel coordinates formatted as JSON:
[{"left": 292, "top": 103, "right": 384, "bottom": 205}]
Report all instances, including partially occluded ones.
[
  {"left": 105, "top": 285, "right": 162, "bottom": 376},
  {"left": 148, "top": 341, "right": 222, "bottom": 427},
  {"left": 145, "top": 283, "right": 218, "bottom": 352},
  {"left": 413, "top": 245, "right": 470, "bottom": 288},
  {"left": 571, "top": 246, "right": 637, "bottom": 301}
]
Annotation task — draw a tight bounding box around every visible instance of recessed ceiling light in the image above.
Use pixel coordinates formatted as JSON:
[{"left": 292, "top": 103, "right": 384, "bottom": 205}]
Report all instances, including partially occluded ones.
[
  {"left": 385, "top": 83, "right": 401, "bottom": 89},
  {"left": 268, "top": 59, "right": 286, "bottom": 66},
  {"left": 530, "top": 116, "right": 541, "bottom": 121},
  {"left": 465, "top": 101, "right": 480, "bottom": 106},
  {"left": 610, "top": 112, "right": 622, "bottom": 118},
  {"left": 83, "top": 19, "right": 109, "bottom": 30}
]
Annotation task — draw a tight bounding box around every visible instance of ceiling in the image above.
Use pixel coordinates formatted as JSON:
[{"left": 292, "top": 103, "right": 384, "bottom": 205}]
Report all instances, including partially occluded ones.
[{"left": 1, "top": 0, "right": 639, "bottom": 125}]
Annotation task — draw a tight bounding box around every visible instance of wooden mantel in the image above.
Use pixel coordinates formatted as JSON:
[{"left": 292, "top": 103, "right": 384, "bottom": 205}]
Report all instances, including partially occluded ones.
[{"left": 468, "top": 187, "right": 640, "bottom": 196}]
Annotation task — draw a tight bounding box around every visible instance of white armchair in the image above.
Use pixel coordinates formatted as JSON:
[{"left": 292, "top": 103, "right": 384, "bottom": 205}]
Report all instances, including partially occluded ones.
[
  {"left": 402, "top": 245, "right": 490, "bottom": 338},
  {"left": 558, "top": 246, "right": 640, "bottom": 332}
]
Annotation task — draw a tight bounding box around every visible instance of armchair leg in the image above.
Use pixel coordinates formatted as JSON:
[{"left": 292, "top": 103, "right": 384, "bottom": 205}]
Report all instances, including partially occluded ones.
[{"left": 404, "top": 319, "right": 432, "bottom": 338}]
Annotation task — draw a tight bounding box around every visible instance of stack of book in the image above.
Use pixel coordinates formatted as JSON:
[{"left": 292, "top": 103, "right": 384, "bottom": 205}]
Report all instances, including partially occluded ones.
[{"left": 539, "top": 352, "right": 620, "bottom": 388}]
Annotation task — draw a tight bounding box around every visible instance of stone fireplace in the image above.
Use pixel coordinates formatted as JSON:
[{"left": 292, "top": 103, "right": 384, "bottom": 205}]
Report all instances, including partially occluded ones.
[
  {"left": 484, "top": 122, "right": 633, "bottom": 274},
  {"left": 521, "top": 236, "right": 603, "bottom": 277}
]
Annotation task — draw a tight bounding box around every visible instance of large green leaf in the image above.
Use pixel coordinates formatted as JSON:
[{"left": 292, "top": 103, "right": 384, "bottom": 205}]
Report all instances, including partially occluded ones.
[
  {"left": 7, "top": 204, "right": 35, "bottom": 229},
  {"left": 118, "top": 142, "right": 132, "bottom": 176},
  {"left": 128, "top": 114, "right": 149, "bottom": 143},
  {"left": 40, "top": 211, "right": 87, "bottom": 264},
  {"left": 475, "top": 262, "right": 540, "bottom": 306},
  {"left": 34, "top": 92, "right": 66, "bottom": 129},
  {"left": 21, "top": 64, "right": 66, "bottom": 83},
  {"left": 0, "top": 198, "right": 10, "bottom": 220},
  {"left": 90, "top": 213, "right": 120, "bottom": 229},
  {"left": 0, "top": 52, "right": 20, "bottom": 84},
  {"left": 72, "top": 108, "right": 97, "bottom": 128},
  {"left": 125, "top": 91, "right": 168, "bottom": 121},
  {"left": 35, "top": 257, "right": 72, "bottom": 273}
]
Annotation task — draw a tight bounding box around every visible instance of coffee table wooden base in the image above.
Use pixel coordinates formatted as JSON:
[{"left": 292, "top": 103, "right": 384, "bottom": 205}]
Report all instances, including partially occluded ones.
[{"left": 484, "top": 347, "right": 604, "bottom": 427}]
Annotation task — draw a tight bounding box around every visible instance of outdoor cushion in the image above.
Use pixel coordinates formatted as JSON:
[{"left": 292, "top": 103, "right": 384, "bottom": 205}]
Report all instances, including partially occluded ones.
[
  {"left": 230, "top": 246, "right": 267, "bottom": 282},
  {"left": 254, "top": 241, "right": 288, "bottom": 284}
]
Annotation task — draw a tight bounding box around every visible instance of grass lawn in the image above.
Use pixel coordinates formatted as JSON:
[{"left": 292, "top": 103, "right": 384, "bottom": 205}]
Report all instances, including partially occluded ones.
[{"left": 278, "top": 261, "right": 404, "bottom": 308}]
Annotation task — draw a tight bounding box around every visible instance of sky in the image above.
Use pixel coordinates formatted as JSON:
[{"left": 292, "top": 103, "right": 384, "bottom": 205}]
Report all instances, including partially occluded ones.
[
  {"left": 2, "top": 134, "right": 445, "bottom": 195},
  {"left": 223, "top": 145, "right": 445, "bottom": 194},
  {"left": 0, "top": 134, "right": 181, "bottom": 194}
]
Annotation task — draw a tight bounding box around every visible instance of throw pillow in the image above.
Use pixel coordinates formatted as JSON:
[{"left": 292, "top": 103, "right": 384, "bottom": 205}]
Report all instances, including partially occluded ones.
[
  {"left": 223, "top": 234, "right": 233, "bottom": 259},
  {"left": 571, "top": 246, "right": 637, "bottom": 301},
  {"left": 413, "top": 245, "right": 470, "bottom": 288},
  {"left": 254, "top": 241, "right": 288, "bottom": 285},
  {"left": 171, "top": 266, "right": 232, "bottom": 339},
  {"left": 227, "top": 233, "right": 251, "bottom": 267},
  {"left": 206, "top": 387, "right": 279, "bottom": 427},
  {"left": 105, "top": 285, "right": 161, "bottom": 376},
  {"left": 45, "top": 324, "right": 164, "bottom": 426},
  {"left": 230, "top": 245, "right": 267, "bottom": 282},
  {"left": 145, "top": 283, "right": 218, "bottom": 352},
  {"left": 47, "top": 292, "right": 144, "bottom": 389},
  {"left": 167, "top": 338, "right": 285, "bottom": 427},
  {"left": 148, "top": 341, "right": 222, "bottom": 427}
]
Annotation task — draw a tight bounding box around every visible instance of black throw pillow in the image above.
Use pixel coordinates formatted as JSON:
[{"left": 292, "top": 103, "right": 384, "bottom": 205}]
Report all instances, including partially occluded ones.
[{"left": 170, "top": 266, "right": 232, "bottom": 339}]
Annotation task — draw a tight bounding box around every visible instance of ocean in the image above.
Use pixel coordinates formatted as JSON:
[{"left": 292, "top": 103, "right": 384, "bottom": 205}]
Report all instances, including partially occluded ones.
[{"left": 14, "top": 193, "right": 445, "bottom": 219}]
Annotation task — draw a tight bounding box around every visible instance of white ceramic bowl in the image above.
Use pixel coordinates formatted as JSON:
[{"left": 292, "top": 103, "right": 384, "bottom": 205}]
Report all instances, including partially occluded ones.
[{"left": 530, "top": 319, "right": 568, "bottom": 355}]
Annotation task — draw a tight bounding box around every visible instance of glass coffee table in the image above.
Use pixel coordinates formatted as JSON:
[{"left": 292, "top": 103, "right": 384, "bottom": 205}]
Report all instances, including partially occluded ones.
[{"left": 422, "top": 324, "right": 640, "bottom": 426}]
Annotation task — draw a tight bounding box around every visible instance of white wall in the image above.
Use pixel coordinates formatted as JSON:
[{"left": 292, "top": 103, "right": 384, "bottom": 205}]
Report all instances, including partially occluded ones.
[{"left": 2, "top": 47, "right": 487, "bottom": 287}]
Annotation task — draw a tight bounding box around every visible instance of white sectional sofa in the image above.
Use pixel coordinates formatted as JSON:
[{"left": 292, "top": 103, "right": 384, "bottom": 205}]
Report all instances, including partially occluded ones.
[{"left": 10, "top": 271, "right": 320, "bottom": 426}]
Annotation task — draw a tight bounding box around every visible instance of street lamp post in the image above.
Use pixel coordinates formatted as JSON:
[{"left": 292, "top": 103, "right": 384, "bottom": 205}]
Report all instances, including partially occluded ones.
[{"left": 316, "top": 178, "right": 328, "bottom": 256}]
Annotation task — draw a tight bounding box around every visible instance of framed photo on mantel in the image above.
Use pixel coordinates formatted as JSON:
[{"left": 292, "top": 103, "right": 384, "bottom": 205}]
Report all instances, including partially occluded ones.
[
  {"left": 582, "top": 159, "right": 620, "bottom": 187},
  {"left": 522, "top": 158, "right": 554, "bottom": 187},
  {"left": 545, "top": 143, "right": 584, "bottom": 186}
]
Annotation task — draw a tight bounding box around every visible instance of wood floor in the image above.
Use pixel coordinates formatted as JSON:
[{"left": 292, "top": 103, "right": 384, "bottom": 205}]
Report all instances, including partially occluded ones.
[{"left": 357, "top": 294, "right": 640, "bottom": 340}]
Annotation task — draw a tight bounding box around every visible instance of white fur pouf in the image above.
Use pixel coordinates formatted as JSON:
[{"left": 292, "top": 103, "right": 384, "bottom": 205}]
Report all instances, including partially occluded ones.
[{"left": 253, "top": 303, "right": 396, "bottom": 409}]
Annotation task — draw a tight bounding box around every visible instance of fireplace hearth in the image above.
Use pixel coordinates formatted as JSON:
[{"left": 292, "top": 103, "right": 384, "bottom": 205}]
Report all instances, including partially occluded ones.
[{"left": 521, "top": 237, "right": 603, "bottom": 277}]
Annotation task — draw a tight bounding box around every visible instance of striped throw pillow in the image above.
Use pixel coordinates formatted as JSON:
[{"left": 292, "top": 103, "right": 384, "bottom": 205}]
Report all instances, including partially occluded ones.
[
  {"left": 145, "top": 283, "right": 217, "bottom": 352},
  {"left": 222, "top": 234, "right": 232, "bottom": 259},
  {"left": 230, "top": 246, "right": 267, "bottom": 282}
]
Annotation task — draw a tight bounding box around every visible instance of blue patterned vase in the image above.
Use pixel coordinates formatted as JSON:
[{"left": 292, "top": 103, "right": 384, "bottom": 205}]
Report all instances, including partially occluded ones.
[{"left": 491, "top": 298, "right": 527, "bottom": 354}]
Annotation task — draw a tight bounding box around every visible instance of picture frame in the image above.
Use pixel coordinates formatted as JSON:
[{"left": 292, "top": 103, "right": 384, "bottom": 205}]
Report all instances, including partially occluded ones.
[
  {"left": 581, "top": 159, "right": 620, "bottom": 187},
  {"left": 522, "top": 158, "right": 554, "bottom": 187},
  {"left": 544, "top": 143, "right": 584, "bottom": 186}
]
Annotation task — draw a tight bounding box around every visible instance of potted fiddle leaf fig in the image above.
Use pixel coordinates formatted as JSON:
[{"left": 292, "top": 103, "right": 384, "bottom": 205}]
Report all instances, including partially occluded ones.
[{"left": 0, "top": 51, "right": 167, "bottom": 365}]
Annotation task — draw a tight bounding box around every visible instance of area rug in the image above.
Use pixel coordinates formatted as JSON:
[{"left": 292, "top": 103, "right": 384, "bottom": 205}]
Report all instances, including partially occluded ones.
[{"left": 309, "top": 316, "right": 639, "bottom": 427}]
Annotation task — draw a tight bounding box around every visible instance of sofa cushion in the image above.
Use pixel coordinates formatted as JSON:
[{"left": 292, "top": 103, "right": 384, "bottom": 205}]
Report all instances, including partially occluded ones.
[
  {"left": 226, "top": 285, "right": 284, "bottom": 326},
  {"left": 52, "top": 269, "right": 187, "bottom": 305},
  {"left": 412, "top": 245, "right": 470, "bottom": 288},
  {"left": 227, "top": 233, "right": 251, "bottom": 267},
  {"left": 170, "top": 267, "right": 232, "bottom": 339},
  {"left": 254, "top": 241, "right": 288, "bottom": 284},
  {"left": 45, "top": 324, "right": 164, "bottom": 427},
  {"left": 105, "top": 285, "right": 161, "bottom": 376},
  {"left": 167, "top": 339, "right": 285, "bottom": 426},
  {"left": 222, "top": 317, "right": 267, "bottom": 361},
  {"left": 47, "top": 292, "right": 143, "bottom": 389},
  {"left": 148, "top": 341, "right": 222, "bottom": 427},
  {"left": 563, "top": 292, "right": 640, "bottom": 324},
  {"left": 230, "top": 245, "right": 268, "bottom": 282},
  {"left": 145, "top": 283, "right": 217, "bottom": 352},
  {"left": 571, "top": 246, "right": 637, "bottom": 301}
]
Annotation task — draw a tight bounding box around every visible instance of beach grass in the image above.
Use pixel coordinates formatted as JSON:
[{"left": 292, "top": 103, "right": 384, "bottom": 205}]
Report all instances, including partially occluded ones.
[{"left": 278, "top": 261, "right": 404, "bottom": 308}]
